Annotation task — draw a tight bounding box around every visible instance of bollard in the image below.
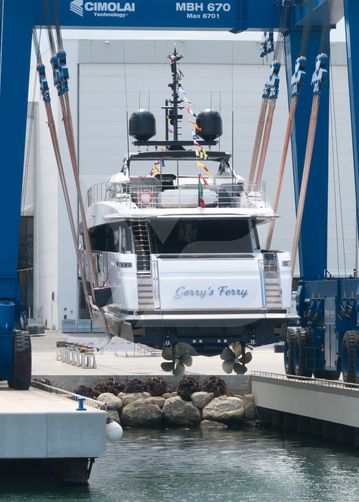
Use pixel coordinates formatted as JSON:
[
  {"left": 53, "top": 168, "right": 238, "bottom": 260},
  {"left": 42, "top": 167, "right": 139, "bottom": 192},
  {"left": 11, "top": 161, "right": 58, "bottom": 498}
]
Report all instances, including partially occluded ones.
[{"left": 76, "top": 397, "right": 87, "bottom": 411}]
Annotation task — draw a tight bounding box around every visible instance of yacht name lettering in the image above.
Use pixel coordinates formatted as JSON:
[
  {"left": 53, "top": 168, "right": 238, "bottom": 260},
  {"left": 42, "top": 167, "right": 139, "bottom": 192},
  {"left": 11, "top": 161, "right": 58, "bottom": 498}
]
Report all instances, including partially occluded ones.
[
  {"left": 218, "top": 286, "right": 248, "bottom": 298},
  {"left": 175, "top": 286, "right": 214, "bottom": 299},
  {"left": 174, "top": 286, "right": 248, "bottom": 299}
]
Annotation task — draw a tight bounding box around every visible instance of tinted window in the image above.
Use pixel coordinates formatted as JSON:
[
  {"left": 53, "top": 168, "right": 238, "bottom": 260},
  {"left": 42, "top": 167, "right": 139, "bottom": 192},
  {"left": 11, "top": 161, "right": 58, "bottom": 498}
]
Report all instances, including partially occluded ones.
[
  {"left": 89, "top": 223, "right": 132, "bottom": 253},
  {"left": 148, "top": 218, "right": 254, "bottom": 254}
]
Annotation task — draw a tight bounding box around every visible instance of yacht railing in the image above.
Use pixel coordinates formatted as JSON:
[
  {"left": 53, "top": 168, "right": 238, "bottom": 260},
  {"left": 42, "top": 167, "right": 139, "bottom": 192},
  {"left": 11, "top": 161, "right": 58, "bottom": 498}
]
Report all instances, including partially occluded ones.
[{"left": 87, "top": 179, "right": 268, "bottom": 210}]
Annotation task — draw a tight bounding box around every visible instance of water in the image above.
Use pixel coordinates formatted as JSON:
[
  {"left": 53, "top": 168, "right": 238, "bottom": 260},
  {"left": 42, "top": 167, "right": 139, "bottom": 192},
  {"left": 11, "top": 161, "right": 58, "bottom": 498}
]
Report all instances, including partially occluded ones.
[{"left": 1, "top": 429, "right": 358, "bottom": 502}]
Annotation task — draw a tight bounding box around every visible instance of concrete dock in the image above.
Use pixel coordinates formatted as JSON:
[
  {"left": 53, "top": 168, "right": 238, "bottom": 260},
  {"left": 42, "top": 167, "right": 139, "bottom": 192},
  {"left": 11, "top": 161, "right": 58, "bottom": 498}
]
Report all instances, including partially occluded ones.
[
  {"left": 252, "top": 372, "right": 359, "bottom": 446},
  {"left": 0, "top": 381, "right": 107, "bottom": 484}
]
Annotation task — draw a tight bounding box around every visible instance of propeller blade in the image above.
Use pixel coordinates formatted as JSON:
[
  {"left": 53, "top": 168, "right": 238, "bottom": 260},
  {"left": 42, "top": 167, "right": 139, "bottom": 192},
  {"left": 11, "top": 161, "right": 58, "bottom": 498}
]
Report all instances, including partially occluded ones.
[
  {"left": 220, "top": 347, "right": 235, "bottom": 361},
  {"left": 240, "top": 352, "right": 253, "bottom": 364},
  {"left": 180, "top": 353, "right": 193, "bottom": 367},
  {"left": 162, "top": 346, "right": 173, "bottom": 361},
  {"left": 174, "top": 362, "right": 186, "bottom": 377},
  {"left": 175, "top": 342, "right": 197, "bottom": 357},
  {"left": 161, "top": 362, "right": 174, "bottom": 372},
  {"left": 233, "top": 362, "right": 247, "bottom": 375},
  {"left": 222, "top": 360, "right": 234, "bottom": 374},
  {"left": 232, "top": 342, "right": 242, "bottom": 358}
]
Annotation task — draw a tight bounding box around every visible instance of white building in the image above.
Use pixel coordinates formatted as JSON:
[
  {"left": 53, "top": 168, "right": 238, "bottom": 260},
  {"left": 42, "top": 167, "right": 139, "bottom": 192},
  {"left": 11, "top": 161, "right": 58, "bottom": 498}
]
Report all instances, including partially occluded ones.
[{"left": 27, "top": 36, "right": 356, "bottom": 329}]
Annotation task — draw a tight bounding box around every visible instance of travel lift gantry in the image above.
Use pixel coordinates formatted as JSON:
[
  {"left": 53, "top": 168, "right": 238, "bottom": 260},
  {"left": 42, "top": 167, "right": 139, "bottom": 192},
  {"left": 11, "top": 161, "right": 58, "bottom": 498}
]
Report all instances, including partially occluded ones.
[{"left": 0, "top": 0, "right": 356, "bottom": 388}]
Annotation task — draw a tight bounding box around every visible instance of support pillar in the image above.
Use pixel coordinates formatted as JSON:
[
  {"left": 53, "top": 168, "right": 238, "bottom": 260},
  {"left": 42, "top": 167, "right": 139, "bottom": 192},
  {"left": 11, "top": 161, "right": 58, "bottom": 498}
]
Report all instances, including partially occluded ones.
[
  {"left": 344, "top": 0, "right": 359, "bottom": 241},
  {"left": 296, "top": 415, "right": 311, "bottom": 434},
  {"left": 336, "top": 425, "right": 352, "bottom": 446},
  {"left": 284, "top": 27, "right": 330, "bottom": 280},
  {"left": 283, "top": 413, "right": 296, "bottom": 433},
  {"left": 271, "top": 410, "right": 283, "bottom": 430},
  {"left": 310, "top": 418, "right": 324, "bottom": 437},
  {"left": 0, "top": 0, "right": 33, "bottom": 300},
  {"left": 323, "top": 421, "right": 337, "bottom": 442}
]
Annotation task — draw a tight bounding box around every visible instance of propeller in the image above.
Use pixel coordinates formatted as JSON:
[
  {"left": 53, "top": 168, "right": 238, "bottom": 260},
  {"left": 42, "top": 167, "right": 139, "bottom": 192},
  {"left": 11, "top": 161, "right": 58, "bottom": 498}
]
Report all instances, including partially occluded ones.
[
  {"left": 161, "top": 343, "right": 197, "bottom": 376},
  {"left": 220, "top": 343, "right": 253, "bottom": 374}
]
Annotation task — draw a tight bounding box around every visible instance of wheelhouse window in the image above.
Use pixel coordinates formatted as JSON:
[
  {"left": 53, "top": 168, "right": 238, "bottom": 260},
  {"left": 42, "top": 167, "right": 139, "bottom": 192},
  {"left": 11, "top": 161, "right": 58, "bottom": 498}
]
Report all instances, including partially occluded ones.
[
  {"left": 89, "top": 222, "right": 132, "bottom": 253},
  {"left": 148, "top": 218, "right": 256, "bottom": 254}
]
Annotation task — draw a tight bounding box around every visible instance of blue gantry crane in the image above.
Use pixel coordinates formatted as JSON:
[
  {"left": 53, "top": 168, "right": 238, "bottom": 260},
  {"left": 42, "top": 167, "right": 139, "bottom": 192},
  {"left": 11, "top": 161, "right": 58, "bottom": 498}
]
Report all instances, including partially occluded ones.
[{"left": 0, "top": 0, "right": 357, "bottom": 388}]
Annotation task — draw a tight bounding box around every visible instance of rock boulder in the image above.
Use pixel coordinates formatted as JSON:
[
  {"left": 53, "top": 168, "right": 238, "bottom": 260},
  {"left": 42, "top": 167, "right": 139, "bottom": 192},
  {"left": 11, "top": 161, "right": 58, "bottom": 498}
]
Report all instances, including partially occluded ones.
[
  {"left": 97, "top": 393, "right": 123, "bottom": 411},
  {"left": 162, "top": 396, "right": 201, "bottom": 426},
  {"left": 120, "top": 392, "right": 151, "bottom": 406},
  {"left": 107, "top": 410, "right": 121, "bottom": 424},
  {"left": 121, "top": 399, "right": 162, "bottom": 427},
  {"left": 202, "top": 396, "right": 244, "bottom": 425},
  {"left": 191, "top": 392, "right": 214, "bottom": 410},
  {"left": 145, "top": 396, "right": 166, "bottom": 409},
  {"left": 200, "top": 420, "right": 228, "bottom": 431},
  {"left": 162, "top": 392, "right": 178, "bottom": 399}
]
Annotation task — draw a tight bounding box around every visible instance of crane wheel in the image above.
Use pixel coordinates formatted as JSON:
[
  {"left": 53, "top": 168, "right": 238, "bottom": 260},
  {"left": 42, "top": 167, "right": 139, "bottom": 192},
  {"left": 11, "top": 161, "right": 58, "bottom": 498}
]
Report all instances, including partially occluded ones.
[
  {"left": 284, "top": 328, "right": 296, "bottom": 376},
  {"left": 342, "top": 331, "right": 359, "bottom": 384},
  {"left": 7, "top": 331, "right": 32, "bottom": 390},
  {"left": 294, "top": 328, "right": 312, "bottom": 377}
]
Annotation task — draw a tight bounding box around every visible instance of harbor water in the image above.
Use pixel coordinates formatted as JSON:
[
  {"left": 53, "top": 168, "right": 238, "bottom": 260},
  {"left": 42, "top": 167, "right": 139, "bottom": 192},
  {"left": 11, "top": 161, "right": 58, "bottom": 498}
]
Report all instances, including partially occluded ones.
[{"left": 0, "top": 429, "right": 358, "bottom": 501}]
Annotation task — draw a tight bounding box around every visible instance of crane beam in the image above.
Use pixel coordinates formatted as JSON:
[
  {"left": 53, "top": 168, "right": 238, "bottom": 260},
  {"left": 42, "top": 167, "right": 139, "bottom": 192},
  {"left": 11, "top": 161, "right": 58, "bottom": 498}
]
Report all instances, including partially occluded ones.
[
  {"left": 344, "top": 0, "right": 359, "bottom": 243},
  {"left": 284, "top": 26, "right": 330, "bottom": 280}
]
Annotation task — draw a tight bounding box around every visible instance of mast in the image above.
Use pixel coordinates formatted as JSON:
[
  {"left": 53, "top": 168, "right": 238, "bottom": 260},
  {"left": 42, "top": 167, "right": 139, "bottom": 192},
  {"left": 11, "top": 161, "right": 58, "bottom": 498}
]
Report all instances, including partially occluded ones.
[{"left": 168, "top": 46, "right": 183, "bottom": 141}]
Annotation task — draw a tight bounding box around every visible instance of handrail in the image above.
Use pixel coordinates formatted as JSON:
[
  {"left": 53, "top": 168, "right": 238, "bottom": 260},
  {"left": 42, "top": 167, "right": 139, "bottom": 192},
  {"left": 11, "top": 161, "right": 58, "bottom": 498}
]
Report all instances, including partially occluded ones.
[
  {"left": 87, "top": 180, "right": 268, "bottom": 210},
  {"left": 31, "top": 380, "right": 107, "bottom": 410},
  {"left": 251, "top": 371, "right": 359, "bottom": 391}
]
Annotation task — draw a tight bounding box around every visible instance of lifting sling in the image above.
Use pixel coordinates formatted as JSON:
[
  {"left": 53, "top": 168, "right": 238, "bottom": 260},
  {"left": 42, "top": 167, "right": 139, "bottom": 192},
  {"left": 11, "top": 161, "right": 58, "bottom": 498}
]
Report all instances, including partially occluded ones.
[
  {"left": 265, "top": 56, "right": 307, "bottom": 250},
  {"left": 32, "top": 29, "right": 92, "bottom": 317},
  {"left": 291, "top": 54, "right": 328, "bottom": 277},
  {"left": 248, "top": 61, "right": 281, "bottom": 186}
]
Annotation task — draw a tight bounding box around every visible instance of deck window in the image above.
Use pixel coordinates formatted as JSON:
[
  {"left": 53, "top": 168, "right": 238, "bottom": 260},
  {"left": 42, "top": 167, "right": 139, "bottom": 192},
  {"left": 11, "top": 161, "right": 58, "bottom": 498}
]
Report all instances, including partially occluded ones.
[
  {"left": 148, "top": 218, "right": 255, "bottom": 254},
  {"left": 89, "top": 223, "right": 132, "bottom": 253}
]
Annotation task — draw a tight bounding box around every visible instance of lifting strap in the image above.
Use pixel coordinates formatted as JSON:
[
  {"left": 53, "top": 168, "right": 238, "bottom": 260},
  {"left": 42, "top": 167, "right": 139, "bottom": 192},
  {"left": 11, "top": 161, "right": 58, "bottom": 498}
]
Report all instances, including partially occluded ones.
[
  {"left": 248, "top": 61, "right": 281, "bottom": 185},
  {"left": 248, "top": 98, "right": 268, "bottom": 184},
  {"left": 265, "top": 56, "right": 307, "bottom": 250},
  {"left": 255, "top": 97, "right": 277, "bottom": 185},
  {"left": 47, "top": 26, "right": 99, "bottom": 299},
  {"left": 47, "top": 20, "right": 110, "bottom": 330},
  {"left": 291, "top": 54, "right": 328, "bottom": 277},
  {"left": 248, "top": 1, "right": 290, "bottom": 185},
  {"left": 32, "top": 29, "right": 92, "bottom": 318}
]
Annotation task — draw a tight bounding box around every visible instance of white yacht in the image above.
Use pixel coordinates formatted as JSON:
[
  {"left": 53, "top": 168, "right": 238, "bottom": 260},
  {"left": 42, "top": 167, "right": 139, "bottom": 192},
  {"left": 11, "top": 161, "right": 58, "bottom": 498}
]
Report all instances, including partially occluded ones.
[{"left": 84, "top": 49, "right": 294, "bottom": 375}]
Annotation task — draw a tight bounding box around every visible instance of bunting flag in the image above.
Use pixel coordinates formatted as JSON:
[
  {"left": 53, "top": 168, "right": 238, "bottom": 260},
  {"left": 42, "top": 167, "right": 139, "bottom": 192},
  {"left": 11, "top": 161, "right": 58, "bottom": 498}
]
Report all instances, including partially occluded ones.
[
  {"left": 199, "top": 174, "right": 209, "bottom": 186},
  {"left": 198, "top": 162, "right": 212, "bottom": 177},
  {"left": 198, "top": 174, "right": 205, "bottom": 208},
  {"left": 148, "top": 160, "right": 160, "bottom": 177},
  {"left": 177, "top": 64, "right": 211, "bottom": 180},
  {"left": 167, "top": 118, "right": 173, "bottom": 134},
  {"left": 196, "top": 149, "right": 208, "bottom": 161},
  {"left": 148, "top": 159, "right": 165, "bottom": 177}
]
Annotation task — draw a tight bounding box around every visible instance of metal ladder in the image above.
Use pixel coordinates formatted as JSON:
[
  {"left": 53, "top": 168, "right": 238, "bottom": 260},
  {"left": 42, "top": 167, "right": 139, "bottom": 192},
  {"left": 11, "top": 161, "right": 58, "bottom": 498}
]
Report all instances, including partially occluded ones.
[
  {"left": 132, "top": 220, "right": 154, "bottom": 310},
  {"left": 263, "top": 252, "right": 282, "bottom": 308}
]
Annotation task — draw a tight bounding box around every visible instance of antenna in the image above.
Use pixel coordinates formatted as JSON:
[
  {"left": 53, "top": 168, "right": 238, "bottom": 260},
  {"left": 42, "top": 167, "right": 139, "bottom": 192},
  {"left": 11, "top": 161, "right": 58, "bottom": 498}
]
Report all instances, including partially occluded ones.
[
  {"left": 232, "top": 110, "right": 234, "bottom": 171},
  {"left": 126, "top": 110, "right": 130, "bottom": 158},
  {"left": 167, "top": 45, "right": 184, "bottom": 141},
  {"left": 219, "top": 91, "right": 222, "bottom": 151}
]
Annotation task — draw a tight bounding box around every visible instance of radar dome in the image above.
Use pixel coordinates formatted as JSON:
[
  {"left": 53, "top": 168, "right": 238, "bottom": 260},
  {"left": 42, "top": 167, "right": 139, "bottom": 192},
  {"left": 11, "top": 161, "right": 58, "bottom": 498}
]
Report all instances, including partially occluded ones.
[
  {"left": 129, "top": 110, "right": 156, "bottom": 141},
  {"left": 196, "top": 110, "right": 223, "bottom": 141}
]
